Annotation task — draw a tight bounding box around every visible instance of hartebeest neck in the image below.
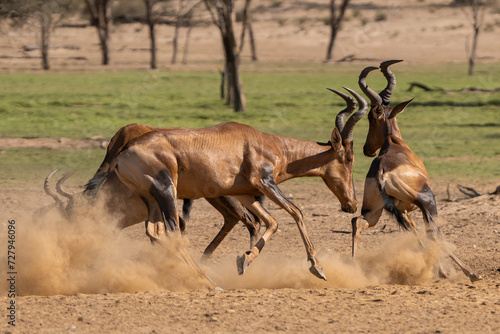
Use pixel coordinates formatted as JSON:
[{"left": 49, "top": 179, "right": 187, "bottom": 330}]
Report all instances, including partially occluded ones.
[
  {"left": 386, "top": 118, "right": 402, "bottom": 140},
  {"left": 273, "top": 137, "right": 337, "bottom": 183}
]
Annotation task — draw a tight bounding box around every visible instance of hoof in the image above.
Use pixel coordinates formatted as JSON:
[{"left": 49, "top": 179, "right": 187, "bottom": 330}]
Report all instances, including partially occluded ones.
[
  {"left": 468, "top": 273, "right": 482, "bottom": 283},
  {"left": 309, "top": 265, "right": 327, "bottom": 281},
  {"left": 438, "top": 268, "right": 448, "bottom": 279},
  {"left": 200, "top": 253, "right": 211, "bottom": 263},
  {"left": 236, "top": 253, "right": 250, "bottom": 275}
]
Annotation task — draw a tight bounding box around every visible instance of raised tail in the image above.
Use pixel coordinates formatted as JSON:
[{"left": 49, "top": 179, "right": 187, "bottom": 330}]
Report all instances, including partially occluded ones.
[
  {"left": 83, "top": 170, "right": 110, "bottom": 199},
  {"left": 378, "top": 182, "right": 410, "bottom": 231}
]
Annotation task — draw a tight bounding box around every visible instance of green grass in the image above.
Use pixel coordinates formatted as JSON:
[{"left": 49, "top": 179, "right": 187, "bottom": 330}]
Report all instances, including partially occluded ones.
[
  {"left": 1, "top": 62, "right": 499, "bottom": 186},
  {"left": 0, "top": 148, "right": 104, "bottom": 188}
]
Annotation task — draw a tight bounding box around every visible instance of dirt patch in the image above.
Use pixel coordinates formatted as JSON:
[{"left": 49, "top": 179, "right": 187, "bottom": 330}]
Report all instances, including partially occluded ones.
[{"left": 0, "top": 137, "right": 109, "bottom": 150}]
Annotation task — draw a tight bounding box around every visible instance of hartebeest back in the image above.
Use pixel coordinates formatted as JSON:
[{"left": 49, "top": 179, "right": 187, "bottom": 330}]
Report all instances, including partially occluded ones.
[
  {"left": 44, "top": 123, "right": 262, "bottom": 259},
  {"left": 352, "top": 60, "right": 480, "bottom": 282},
  {"left": 89, "top": 88, "right": 366, "bottom": 280}
]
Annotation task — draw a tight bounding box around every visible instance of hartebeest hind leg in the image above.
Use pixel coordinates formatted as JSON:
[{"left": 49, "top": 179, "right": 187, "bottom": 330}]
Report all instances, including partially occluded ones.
[
  {"left": 354, "top": 177, "right": 481, "bottom": 282},
  {"left": 121, "top": 168, "right": 213, "bottom": 283},
  {"left": 202, "top": 196, "right": 261, "bottom": 260},
  {"left": 407, "top": 184, "right": 481, "bottom": 281},
  {"left": 131, "top": 170, "right": 180, "bottom": 241},
  {"left": 418, "top": 210, "right": 481, "bottom": 282},
  {"left": 234, "top": 195, "right": 278, "bottom": 275}
]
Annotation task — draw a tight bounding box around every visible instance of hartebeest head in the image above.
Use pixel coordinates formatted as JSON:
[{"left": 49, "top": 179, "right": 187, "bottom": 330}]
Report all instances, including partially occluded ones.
[
  {"left": 323, "top": 87, "right": 367, "bottom": 212},
  {"left": 358, "top": 60, "right": 413, "bottom": 157}
]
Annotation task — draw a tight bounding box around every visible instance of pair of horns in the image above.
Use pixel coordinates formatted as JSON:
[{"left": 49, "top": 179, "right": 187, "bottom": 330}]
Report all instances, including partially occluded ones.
[
  {"left": 44, "top": 169, "right": 75, "bottom": 205},
  {"left": 358, "top": 59, "right": 403, "bottom": 106},
  {"left": 328, "top": 86, "right": 367, "bottom": 142}
]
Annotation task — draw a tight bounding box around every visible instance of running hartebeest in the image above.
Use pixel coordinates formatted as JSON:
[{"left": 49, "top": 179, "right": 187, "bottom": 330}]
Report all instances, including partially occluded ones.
[
  {"left": 85, "top": 87, "right": 367, "bottom": 280},
  {"left": 44, "top": 123, "right": 262, "bottom": 259},
  {"left": 351, "top": 60, "right": 480, "bottom": 282}
]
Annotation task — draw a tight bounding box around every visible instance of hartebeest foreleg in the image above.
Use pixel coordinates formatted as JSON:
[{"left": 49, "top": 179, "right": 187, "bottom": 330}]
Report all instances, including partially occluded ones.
[{"left": 236, "top": 168, "right": 327, "bottom": 280}]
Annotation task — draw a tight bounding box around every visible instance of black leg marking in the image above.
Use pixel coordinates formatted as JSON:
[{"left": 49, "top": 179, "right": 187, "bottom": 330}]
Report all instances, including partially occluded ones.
[
  {"left": 150, "top": 169, "right": 178, "bottom": 232},
  {"left": 182, "top": 199, "right": 194, "bottom": 221},
  {"left": 378, "top": 182, "right": 409, "bottom": 231},
  {"left": 416, "top": 183, "right": 438, "bottom": 224},
  {"left": 261, "top": 166, "right": 303, "bottom": 218},
  {"left": 254, "top": 238, "right": 265, "bottom": 253}
]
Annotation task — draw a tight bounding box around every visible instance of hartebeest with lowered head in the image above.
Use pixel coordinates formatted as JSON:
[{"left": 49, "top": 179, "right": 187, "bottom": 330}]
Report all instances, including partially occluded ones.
[
  {"left": 351, "top": 60, "right": 480, "bottom": 282},
  {"left": 44, "top": 123, "right": 262, "bottom": 259},
  {"left": 88, "top": 88, "right": 367, "bottom": 280}
]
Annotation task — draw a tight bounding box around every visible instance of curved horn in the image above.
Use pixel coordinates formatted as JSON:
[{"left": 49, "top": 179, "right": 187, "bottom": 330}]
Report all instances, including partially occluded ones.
[
  {"left": 379, "top": 59, "right": 403, "bottom": 105},
  {"left": 358, "top": 66, "right": 382, "bottom": 105},
  {"left": 341, "top": 87, "right": 368, "bottom": 141},
  {"left": 327, "top": 88, "right": 356, "bottom": 133},
  {"left": 44, "top": 169, "right": 65, "bottom": 205},
  {"left": 56, "top": 171, "right": 76, "bottom": 199}
]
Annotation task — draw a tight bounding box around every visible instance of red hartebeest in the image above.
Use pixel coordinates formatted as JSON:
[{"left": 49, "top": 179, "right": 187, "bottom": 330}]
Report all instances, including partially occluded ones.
[
  {"left": 351, "top": 60, "right": 480, "bottom": 282},
  {"left": 86, "top": 88, "right": 367, "bottom": 280},
  {"left": 44, "top": 123, "right": 262, "bottom": 259}
]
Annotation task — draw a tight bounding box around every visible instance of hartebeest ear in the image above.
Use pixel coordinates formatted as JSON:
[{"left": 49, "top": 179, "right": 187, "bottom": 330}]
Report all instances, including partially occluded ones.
[
  {"left": 389, "top": 98, "right": 414, "bottom": 119},
  {"left": 330, "top": 127, "right": 343, "bottom": 152},
  {"left": 371, "top": 103, "right": 384, "bottom": 120}
]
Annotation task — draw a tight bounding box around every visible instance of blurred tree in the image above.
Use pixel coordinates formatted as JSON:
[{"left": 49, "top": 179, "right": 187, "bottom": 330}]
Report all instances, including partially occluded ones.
[
  {"left": 84, "top": 0, "right": 111, "bottom": 65},
  {"left": 1, "top": 0, "right": 77, "bottom": 70},
  {"left": 205, "top": 0, "right": 246, "bottom": 112},
  {"left": 171, "top": 0, "right": 202, "bottom": 65},
  {"left": 238, "top": 0, "right": 257, "bottom": 61},
  {"left": 144, "top": 0, "right": 160, "bottom": 69},
  {"left": 456, "top": 0, "right": 490, "bottom": 75},
  {"left": 325, "top": 0, "right": 350, "bottom": 62},
  {"left": 171, "top": 0, "right": 185, "bottom": 64}
]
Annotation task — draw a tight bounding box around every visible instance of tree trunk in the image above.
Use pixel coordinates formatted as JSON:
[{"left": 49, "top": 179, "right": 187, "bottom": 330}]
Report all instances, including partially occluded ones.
[
  {"left": 222, "top": 13, "right": 245, "bottom": 112},
  {"left": 325, "top": 26, "right": 337, "bottom": 62},
  {"left": 220, "top": 70, "right": 225, "bottom": 99},
  {"left": 468, "top": 25, "right": 479, "bottom": 75},
  {"left": 182, "top": 23, "right": 193, "bottom": 64},
  {"left": 149, "top": 22, "right": 157, "bottom": 69},
  {"left": 247, "top": 22, "right": 257, "bottom": 61},
  {"left": 172, "top": 0, "right": 185, "bottom": 64},
  {"left": 171, "top": 21, "right": 180, "bottom": 64},
  {"left": 238, "top": 0, "right": 257, "bottom": 62},
  {"left": 238, "top": 0, "right": 250, "bottom": 53},
  {"left": 206, "top": 0, "right": 246, "bottom": 112},
  {"left": 145, "top": 0, "right": 157, "bottom": 69},
  {"left": 97, "top": 1, "right": 110, "bottom": 65},
  {"left": 325, "top": 0, "right": 350, "bottom": 62},
  {"left": 464, "top": 0, "right": 485, "bottom": 76},
  {"left": 467, "top": 23, "right": 480, "bottom": 75},
  {"left": 85, "top": 0, "right": 111, "bottom": 65},
  {"left": 40, "top": 14, "right": 51, "bottom": 70}
]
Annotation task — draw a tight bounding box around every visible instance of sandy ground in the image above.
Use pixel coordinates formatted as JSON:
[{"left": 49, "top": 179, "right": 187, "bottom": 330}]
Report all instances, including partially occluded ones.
[
  {"left": 1, "top": 0, "right": 500, "bottom": 333},
  {"left": 0, "top": 180, "right": 499, "bottom": 333}
]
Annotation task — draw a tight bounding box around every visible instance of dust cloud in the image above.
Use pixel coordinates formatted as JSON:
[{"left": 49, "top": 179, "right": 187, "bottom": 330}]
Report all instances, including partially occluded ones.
[
  {"left": 1, "top": 201, "right": 454, "bottom": 296},
  {"left": 206, "top": 233, "right": 449, "bottom": 290},
  {"left": 0, "top": 206, "right": 211, "bottom": 296}
]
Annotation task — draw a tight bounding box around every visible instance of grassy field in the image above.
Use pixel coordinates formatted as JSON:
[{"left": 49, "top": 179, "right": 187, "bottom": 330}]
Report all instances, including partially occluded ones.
[{"left": 0, "top": 62, "right": 499, "bottom": 187}]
